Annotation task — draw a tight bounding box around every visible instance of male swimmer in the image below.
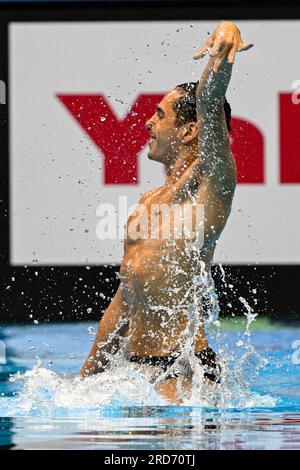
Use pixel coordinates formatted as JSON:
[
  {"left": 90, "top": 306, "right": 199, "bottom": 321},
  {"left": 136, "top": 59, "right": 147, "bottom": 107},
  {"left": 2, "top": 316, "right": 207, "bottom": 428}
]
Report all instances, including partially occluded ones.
[{"left": 80, "top": 21, "right": 253, "bottom": 402}]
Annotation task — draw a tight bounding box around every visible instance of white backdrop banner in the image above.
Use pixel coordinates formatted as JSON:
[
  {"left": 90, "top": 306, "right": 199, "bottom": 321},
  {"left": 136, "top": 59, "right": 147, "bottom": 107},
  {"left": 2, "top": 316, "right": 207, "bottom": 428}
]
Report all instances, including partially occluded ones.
[{"left": 9, "top": 21, "right": 300, "bottom": 265}]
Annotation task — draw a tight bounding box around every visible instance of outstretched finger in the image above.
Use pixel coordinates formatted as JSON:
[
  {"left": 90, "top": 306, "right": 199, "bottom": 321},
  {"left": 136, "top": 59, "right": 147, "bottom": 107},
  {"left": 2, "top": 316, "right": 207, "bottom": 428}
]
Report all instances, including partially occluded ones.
[
  {"left": 227, "top": 46, "right": 238, "bottom": 64},
  {"left": 193, "top": 38, "right": 213, "bottom": 60},
  {"left": 238, "top": 42, "right": 254, "bottom": 52}
]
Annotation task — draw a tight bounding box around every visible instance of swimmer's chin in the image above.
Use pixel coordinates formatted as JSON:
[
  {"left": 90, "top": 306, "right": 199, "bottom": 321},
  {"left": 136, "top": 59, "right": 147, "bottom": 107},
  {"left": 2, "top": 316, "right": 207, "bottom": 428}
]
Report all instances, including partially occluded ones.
[
  {"left": 147, "top": 151, "right": 163, "bottom": 162},
  {"left": 147, "top": 152, "right": 156, "bottom": 160}
]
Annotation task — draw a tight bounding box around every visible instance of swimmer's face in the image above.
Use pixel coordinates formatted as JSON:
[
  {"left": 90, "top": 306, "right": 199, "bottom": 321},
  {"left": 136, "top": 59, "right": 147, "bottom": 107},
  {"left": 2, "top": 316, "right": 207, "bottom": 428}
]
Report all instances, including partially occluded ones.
[{"left": 145, "top": 90, "right": 184, "bottom": 164}]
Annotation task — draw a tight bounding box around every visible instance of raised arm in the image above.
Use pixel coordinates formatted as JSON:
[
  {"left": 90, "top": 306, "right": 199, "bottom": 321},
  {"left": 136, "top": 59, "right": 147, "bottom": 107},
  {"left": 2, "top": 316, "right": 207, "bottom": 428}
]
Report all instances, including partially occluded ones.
[
  {"left": 194, "top": 21, "right": 252, "bottom": 167},
  {"left": 80, "top": 286, "right": 129, "bottom": 377},
  {"left": 192, "top": 22, "right": 253, "bottom": 244}
]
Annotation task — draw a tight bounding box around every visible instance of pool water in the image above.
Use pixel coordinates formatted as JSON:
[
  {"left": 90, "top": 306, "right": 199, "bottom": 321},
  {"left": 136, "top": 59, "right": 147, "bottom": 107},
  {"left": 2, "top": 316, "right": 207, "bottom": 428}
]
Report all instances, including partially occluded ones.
[{"left": 0, "top": 320, "right": 299, "bottom": 450}]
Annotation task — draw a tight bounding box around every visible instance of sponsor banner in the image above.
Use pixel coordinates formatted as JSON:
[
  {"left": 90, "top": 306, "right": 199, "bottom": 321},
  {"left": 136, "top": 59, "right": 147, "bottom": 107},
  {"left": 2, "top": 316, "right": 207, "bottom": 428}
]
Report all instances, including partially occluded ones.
[{"left": 9, "top": 21, "right": 300, "bottom": 264}]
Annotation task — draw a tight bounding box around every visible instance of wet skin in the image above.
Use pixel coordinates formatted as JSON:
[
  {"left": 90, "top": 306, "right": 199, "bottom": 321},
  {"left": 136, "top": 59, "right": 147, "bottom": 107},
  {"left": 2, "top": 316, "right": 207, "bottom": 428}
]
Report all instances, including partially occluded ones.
[
  {"left": 80, "top": 21, "right": 252, "bottom": 401},
  {"left": 120, "top": 91, "right": 215, "bottom": 356},
  {"left": 81, "top": 87, "right": 236, "bottom": 368}
]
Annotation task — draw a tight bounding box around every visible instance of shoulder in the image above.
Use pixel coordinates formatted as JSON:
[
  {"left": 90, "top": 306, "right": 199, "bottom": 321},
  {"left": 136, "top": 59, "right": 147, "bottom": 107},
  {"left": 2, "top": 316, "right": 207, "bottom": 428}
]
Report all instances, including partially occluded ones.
[
  {"left": 138, "top": 188, "right": 159, "bottom": 204},
  {"left": 195, "top": 152, "right": 237, "bottom": 204}
]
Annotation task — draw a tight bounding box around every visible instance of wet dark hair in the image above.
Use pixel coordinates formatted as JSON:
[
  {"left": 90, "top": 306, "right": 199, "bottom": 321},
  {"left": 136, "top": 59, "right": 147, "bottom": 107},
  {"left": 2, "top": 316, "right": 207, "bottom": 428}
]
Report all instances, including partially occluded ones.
[{"left": 173, "top": 81, "right": 231, "bottom": 132}]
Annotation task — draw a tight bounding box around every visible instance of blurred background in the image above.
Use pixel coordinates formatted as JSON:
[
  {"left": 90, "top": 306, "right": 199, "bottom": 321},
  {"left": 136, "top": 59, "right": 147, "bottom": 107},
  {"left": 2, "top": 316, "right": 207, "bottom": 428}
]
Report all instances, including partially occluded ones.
[{"left": 0, "top": 0, "right": 300, "bottom": 323}]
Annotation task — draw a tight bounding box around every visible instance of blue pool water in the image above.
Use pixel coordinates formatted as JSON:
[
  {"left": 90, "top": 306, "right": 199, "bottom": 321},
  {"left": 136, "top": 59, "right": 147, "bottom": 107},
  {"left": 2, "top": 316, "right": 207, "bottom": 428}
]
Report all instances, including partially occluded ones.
[{"left": 0, "top": 321, "right": 299, "bottom": 449}]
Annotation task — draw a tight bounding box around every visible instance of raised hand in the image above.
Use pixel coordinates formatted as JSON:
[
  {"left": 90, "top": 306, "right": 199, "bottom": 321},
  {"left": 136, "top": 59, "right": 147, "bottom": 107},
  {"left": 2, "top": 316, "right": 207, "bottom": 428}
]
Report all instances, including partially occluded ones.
[{"left": 193, "top": 21, "right": 253, "bottom": 72}]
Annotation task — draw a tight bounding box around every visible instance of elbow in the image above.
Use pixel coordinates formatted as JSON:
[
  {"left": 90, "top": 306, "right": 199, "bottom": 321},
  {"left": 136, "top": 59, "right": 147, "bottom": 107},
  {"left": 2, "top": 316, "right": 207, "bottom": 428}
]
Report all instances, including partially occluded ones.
[
  {"left": 80, "top": 355, "right": 107, "bottom": 377},
  {"left": 80, "top": 356, "right": 95, "bottom": 377},
  {"left": 79, "top": 363, "right": 90, "bottom": 378}
]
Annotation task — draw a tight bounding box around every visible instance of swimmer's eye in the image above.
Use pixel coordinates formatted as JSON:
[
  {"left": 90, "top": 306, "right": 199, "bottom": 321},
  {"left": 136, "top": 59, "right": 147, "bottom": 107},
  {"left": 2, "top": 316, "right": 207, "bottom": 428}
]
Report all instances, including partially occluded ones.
[{"left": 156, "top": 107, "right": 165, "bottom": 119}]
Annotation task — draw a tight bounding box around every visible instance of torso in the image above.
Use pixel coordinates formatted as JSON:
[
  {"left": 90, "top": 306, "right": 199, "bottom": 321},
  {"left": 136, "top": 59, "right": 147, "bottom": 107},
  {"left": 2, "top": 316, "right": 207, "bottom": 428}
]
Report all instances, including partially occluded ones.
[
  {"left": 120, "top": 183, "right": 215, "bottom": 356},
  {"left": 119, "top": 151, "right": 236, "bottom": 357}
]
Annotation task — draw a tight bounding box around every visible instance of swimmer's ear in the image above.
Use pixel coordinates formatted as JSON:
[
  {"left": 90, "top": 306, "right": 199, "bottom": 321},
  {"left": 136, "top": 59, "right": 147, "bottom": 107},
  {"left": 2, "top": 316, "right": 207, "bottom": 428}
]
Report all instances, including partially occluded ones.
[{"left": 180, "top": 122, "right": 198, "bottom": 145}]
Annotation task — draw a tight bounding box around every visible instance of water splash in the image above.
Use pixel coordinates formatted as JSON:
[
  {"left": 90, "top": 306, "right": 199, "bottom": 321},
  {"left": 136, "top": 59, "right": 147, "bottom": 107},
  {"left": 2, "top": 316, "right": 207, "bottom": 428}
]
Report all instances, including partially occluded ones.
[
  {"left": 2, "top": 353, "right": 276, "bottom": 418},
  {"left": 2, "top": 208, "right": 274, "bottom": 415},
  {"left": 2, "top": 256, "right": 273, "bottom": 417},
  {"left": 239, "top": 296, "right": 258, "bottom": 336}
]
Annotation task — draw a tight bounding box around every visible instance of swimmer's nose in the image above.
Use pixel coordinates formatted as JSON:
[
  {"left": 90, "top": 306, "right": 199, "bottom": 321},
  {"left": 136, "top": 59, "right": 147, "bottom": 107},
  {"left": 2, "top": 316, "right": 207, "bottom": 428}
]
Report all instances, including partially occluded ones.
[{"left": 145, "top": 118, "right": 154, "bottom": 132}]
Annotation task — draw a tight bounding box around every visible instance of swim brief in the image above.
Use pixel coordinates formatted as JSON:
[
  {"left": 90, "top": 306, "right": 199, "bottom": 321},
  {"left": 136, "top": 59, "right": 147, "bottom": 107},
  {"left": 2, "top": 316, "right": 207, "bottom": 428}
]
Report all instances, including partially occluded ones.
[{"left": 129, "top": 347, "right": 221, "bottom": 383}]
